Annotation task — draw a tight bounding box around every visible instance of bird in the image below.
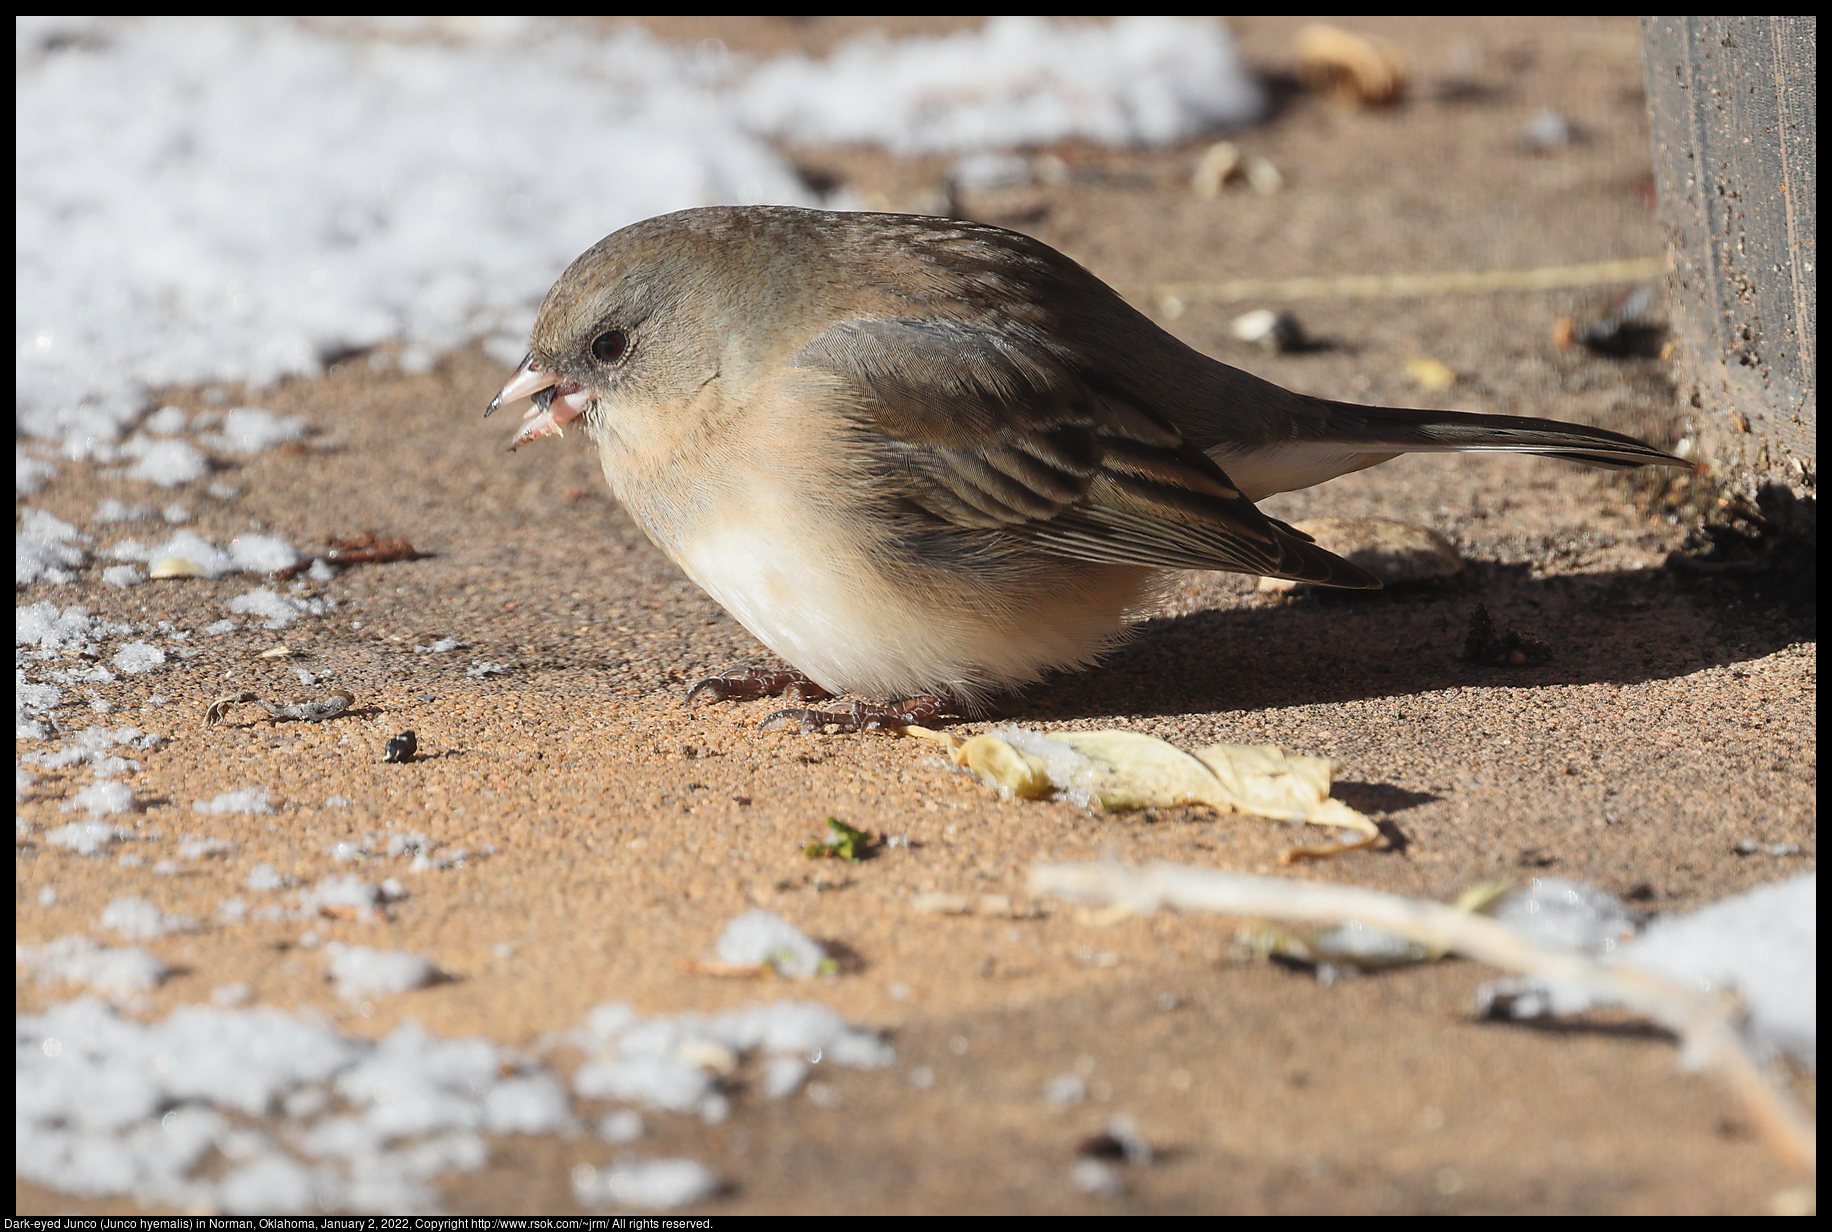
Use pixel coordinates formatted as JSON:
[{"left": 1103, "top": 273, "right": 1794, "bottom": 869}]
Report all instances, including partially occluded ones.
[{"left": 486, "top": 205, "right": 1686, "bottom": 732}]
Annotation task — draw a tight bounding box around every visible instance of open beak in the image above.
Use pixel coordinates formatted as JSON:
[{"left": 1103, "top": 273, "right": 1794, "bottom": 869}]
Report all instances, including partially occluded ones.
[{"left": 486, "top": 353, "right": 591, "bottom": 450}]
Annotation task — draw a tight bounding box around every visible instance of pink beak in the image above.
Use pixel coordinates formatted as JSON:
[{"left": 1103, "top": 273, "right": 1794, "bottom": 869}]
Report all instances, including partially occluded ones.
[{"left": 486, "top": 354, "right": 590, "bottom": 450}]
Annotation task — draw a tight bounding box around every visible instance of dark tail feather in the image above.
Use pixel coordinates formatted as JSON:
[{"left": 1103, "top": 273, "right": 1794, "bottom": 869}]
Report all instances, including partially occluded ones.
[{"left": 1310, "top": 401, "right": 1686, "bottom": 469}]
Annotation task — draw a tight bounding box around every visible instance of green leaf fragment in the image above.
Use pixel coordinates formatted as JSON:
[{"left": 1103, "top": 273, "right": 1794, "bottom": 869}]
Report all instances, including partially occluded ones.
[{"left": 804, "top": 815, "right": 874, "bottom": 861}]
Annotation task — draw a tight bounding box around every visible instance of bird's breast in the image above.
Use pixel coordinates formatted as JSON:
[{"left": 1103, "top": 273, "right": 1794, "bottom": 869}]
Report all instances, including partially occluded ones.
[{"left": 664, "top": 492, "right": 1152, "bottom": 704}]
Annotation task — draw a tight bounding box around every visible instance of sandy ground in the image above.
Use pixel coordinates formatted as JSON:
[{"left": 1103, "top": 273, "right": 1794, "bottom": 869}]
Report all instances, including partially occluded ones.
[{"left": 17, "top": 16, "right": 1815, "bottom": 1215}]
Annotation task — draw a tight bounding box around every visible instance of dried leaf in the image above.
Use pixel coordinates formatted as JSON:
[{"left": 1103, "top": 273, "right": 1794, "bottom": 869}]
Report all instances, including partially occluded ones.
[
  {"left": 258, "top": 690, "right": 355, "bottom": 722},
  {"left": 952, "top": 732, "right": 1053, "bottom": 799},
  {"left": 1295, "top": 23, "right": 1410, "bottom": 106},
  {"left": 149, "top": 557, "right": 206, "bottom": 579},
  {"left": 205, "top": 691, "right": 258, "bottom": 725},
  {"left": 923, "top": 726, "right": 1382, "bottom": 860},
  {"left": 1404, "top": 355, "right": 1458, "bottom": 391}
]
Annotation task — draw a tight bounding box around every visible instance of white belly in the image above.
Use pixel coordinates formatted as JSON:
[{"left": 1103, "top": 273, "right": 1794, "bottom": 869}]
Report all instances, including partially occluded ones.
[{"left": 672, "top": 518, "right": 1151, "bottom": 706}]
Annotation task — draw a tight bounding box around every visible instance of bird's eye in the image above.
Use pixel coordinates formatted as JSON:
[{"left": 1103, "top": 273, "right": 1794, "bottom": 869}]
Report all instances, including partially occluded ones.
[{"left": 591, "top": 329, "right": 630, "bottom": 365}]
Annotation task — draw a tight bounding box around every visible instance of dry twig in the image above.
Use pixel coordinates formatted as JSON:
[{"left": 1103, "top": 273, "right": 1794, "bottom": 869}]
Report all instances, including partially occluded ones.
[{"left": 1031, "top": 861, "right": 1815, "bottom": 1176}]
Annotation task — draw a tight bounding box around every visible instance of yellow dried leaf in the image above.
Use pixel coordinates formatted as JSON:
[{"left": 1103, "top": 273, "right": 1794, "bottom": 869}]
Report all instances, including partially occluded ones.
[
  {"left": 954, "top": 732, "right": 1053, "bottom": 799},
  {"left": 1295, "top": 23, "right": 1410, "bottom": 106},
  {"left": 1404, "top": 355, "right": 1457, "bottom": 391},
  {"left": 1050, "top": 730, "right": 1221, "bottom": 811},
  {"left": 1189, "top": 743, "right": 1336, "bottom": 820},
  {"left": 925, "top": 726, "right": 1382, "bottom": 860},
  {"left": 149, "top": 557, "right": 205, "bottom": 579}
]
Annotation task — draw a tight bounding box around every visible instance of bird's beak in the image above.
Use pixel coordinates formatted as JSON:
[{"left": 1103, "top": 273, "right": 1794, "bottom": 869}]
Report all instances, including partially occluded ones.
[{"left": 486, "top": 353, "right": 589, "bottom": 450}]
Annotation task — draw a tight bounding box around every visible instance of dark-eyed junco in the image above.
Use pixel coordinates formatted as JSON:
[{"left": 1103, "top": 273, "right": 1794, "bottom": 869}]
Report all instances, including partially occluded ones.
[{"left": 487, "top": 206, "right": 1685, "bottom": 731}]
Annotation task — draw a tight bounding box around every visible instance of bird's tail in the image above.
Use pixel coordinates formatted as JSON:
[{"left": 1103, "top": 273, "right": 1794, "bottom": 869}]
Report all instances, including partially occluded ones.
[{"left": 1209, "top": 398, "right": 1687, "bottom": 502}]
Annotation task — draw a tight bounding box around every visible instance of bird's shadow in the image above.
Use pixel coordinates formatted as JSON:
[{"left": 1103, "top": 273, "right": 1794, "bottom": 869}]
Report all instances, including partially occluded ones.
[{"left": 1019, "top": 561, "right": 1796, "bottom": 724}]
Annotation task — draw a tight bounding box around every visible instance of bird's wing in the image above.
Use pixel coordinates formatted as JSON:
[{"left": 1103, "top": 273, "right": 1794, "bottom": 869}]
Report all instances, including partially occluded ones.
[{"left": 793, "top": 316, "right": 1380, "bottom": 588}]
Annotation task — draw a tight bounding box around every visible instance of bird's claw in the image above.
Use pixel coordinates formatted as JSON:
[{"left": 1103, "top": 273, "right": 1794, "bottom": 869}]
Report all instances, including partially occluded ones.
[
  {"left": 758, "top": 695, "right": 960, "bottom": 734},
  {"left": 685, "top": 668, "right": 829, "bottom": 707}
]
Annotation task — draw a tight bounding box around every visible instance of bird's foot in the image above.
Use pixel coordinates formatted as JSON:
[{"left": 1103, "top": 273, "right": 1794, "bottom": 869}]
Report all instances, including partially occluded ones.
[
  {"left": 685, "top": 667, "right": 830, "bottom": 707},
  {"left": 757, "top": 694, "right": 962, "bottom": 735}
]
